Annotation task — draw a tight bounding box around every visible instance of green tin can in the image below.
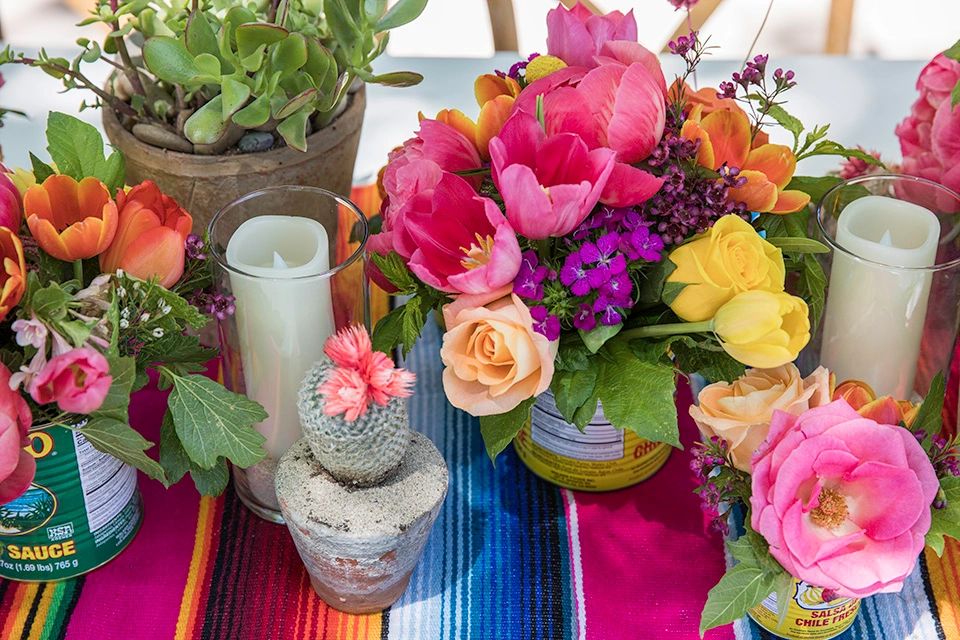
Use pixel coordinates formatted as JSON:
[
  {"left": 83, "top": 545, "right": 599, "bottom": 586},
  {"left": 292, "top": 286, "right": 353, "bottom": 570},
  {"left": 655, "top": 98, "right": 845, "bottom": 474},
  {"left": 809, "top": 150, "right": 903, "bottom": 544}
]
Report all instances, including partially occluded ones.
[{"left": 0, "top": 421, "right": 142, "bottom": 581}]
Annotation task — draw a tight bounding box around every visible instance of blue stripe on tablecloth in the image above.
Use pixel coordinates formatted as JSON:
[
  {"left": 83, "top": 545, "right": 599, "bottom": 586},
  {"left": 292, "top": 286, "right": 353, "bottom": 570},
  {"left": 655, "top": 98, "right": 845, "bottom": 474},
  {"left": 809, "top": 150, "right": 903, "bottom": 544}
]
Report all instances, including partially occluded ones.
[{"left": 386, "top": 318, "right": 575, "bottom": 640}]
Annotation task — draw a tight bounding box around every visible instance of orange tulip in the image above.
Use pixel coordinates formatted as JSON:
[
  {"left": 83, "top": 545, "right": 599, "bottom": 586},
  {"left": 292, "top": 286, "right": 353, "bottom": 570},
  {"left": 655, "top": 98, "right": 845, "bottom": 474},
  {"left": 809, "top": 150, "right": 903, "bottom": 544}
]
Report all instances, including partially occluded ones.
[
  {"left": 24, "top": 176, "right": 118, "bottom": 262},
  {"left": 0, "top": 227, "right": 25, "bottom": 322},
  {"left": 832, "top": 378, "right": 919, "bottom": 427},
  {"left": 474, "top": 74, "right": 521, "bottom": 108},
  {"left": 681, "top": 104, "right": 810, "bottom": 214},
  {"left": 99, "top": 180, "right": 193, "bottom": 288},
  {"left": 427, "top": 97, "right": 515, "bottom": 161}
]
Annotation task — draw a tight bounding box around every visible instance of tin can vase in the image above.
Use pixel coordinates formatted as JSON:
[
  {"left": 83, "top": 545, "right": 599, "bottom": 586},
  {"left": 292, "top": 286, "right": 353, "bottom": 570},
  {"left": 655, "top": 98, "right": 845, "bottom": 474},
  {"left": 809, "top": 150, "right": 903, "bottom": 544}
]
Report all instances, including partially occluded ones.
[
  {"left": 0, "top": 420, "right": 143, "bottom": 581},
  {"left": 748, "top": 579, "right": 860, "bottom": 640},
  {"left": 513, "top": 391, "right": 671, "bottom": 491}
]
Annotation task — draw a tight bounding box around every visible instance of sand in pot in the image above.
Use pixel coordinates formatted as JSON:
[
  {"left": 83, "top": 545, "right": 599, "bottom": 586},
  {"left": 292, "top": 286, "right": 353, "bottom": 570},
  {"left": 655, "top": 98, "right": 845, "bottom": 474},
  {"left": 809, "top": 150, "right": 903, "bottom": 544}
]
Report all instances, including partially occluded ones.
[{"left": 275, "top": 432, "right": 447, "bottom": 613}]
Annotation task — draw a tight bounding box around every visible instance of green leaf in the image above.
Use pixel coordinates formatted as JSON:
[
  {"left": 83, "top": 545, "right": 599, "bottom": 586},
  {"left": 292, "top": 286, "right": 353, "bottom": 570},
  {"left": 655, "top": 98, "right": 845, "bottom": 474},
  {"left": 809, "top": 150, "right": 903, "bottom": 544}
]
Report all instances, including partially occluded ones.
[
  {"left": 275, "top": 88, "right": 318, "bottom": 120},
  {"left": 478, "top": 397, "right": 535, "bottom": 463},
  {"left": 783, "top": 175, "right": 842, "bottom": 209},
  {"left": 670, "top": 338, "right": 746, "bottom": 383},
  {"left": 221, "top": 76, "right": 252, "bottom": 119},
  {"left": 29, "top": 152, "right": 55, "bottom": 183},
  {"left": 579, "top": 323, "right": 622, "bottom": 354},
  {"left": 799, "top": 254, "right": 827, "bottom": 332},
  {"left": 551, "top": 365, "right": 599, "bottom": 425},
  {"left": 45, "top": 112, "right": 125, "bottom": 190},
  {"left": 324, "top": 0, "right": 361, "bottom": 48},
  {"left": 944, "top": 39, "right": 960, "bottom": 61},
  {"left": 168, "top": 373, "right": 268, "bottom": 469},
  {"left": 185, "top": 11, "right": 219, "bottom": 57},
  {"left": 372, "top": 305, "right": 404, "bottom": 355},
  {"left": 142, "top": 36, "right": 202, "bottom": 85},
  {"left": 303, "top": 38, "right": 334, "bottom": 80},
  {"left": 638, "top": 258, "right": 677, "bottom": 306},
  {"left": 928, "top": 475, "right": 960, "bottom": 556},
  {"left": 953, "top": 81, "right": 960, "bottom": 110},
  {"left": 139, "top": 333, "right": 215, "bottom": 375},
  {"left": 914, "top": 372, "right": 946, "bottom": 442},
  {"left": 766, "top": 236, "right": 830, "bottom": 254},
  {"left": 235, "top": 22, "right": 289, "bottom": 58},
  {"left": 151, "top": 280, "right": 208, "bottom": 330},
  {"left": 596, "top": 340, "right": 680, "bottom": 447},
  {"left": 69, "top": 417, "right": 166, "bottom": 482},
  {"left": 193, "top": 53, "right": 221, "bottom": 79},
  {"left": 700, "top": 563, "right": 778, "bottom": 635},
  {"left": 370, "top": 252, "right": 417, "bottom": 293},
  {"left": 572, "top": 388, "right": 600, "bottom": 428},
  {"left": 270, "top": 33, "right": 308, "bottom": 72},
  {"left": 189, "top": 458, "right": 230, "bottom": 496},
  {"left": 661, "top": 280, "right": 686, "bottom": 306},
  {"left": 30, "top": 282, "right": 72, "bottom": 321},
  {"left": 240, "top": 43, "right": 267, "bottom": 72},
  {"left": 99, "top": 149, "right": 126, "bottom": 194},
  {"left": 368, "top": 71, "right": 423, "bottom": 87},
  {"left": 184, "top": 96, "right": 229, "bottom": 146},
  {"left": 400, "top": 296, "right": 430, "bottom": 357},
  {"left": 56, "top": 319, "right": 93, "bottom": 349},
  {"left": 160, "top": 410, "right": 230, "bottom": 495},
  {"left": 277, "top": 108, "right": 311, "bottom": 152},
  {"left": 555, "top": 336, "right": 590, "bottom": 372},
  {"left": 90, "top": 356, "right": 136, "bottom": 422},
  {"left": 766, "top": 104, "right": 804, "bottom": 148},
  {"left": 375, "top": 0, "right": 428, "bottom": 31},
  {"left": 232, "top": 94, "right": 272, "bottom": 128}
]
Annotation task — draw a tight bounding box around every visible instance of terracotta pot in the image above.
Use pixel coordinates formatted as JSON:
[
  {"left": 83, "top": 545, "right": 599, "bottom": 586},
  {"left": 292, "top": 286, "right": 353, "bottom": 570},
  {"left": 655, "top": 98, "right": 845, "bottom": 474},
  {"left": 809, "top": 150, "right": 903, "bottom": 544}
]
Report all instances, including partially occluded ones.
[{"left": 101, "top": 88, "right": 366, "bottom": 232}]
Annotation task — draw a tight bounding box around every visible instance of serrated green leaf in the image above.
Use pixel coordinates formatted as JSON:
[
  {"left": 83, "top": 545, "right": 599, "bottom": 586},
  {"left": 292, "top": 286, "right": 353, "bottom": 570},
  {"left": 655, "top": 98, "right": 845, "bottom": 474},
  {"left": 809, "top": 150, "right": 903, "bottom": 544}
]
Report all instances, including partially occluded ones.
[
  {"left": 371, "top": 251, "right": 417, "bottom": 292},
  {"left": 374, "top": 0, "right": 427, "bottom": 31},
  {"left": 596, "top": 340, "right": 680, "bottom": 447},
  {"left": 372, "top": 305, "right": 404, "bottom": 355},
  {"left": 766, "top": 104, "right": 804, "bottom": 147},
  {"left": 928, "top": 475, "right": 960, "bottom": 556},
  {"left": 551, "top": 365, "right": 599, "bottom": 425},
  {"left": 159, "top": 410, "right": 230, "bottom": 495},
  {"left": 672, "top": 339, "right": 745, "bottom": 383},
  {"left": 555, "top": 337, "right": 590, "bottom": 372},
  {"left": 151, "top": 282, "right": 208, "bottom": 330},
  {"left": 579, "top": 323, "right": 621, "bottom": 354},
  {"left": 700, "top": 563, "right": 778, "bottom": 635},
  {"left": 68, "top": 417, "right": 165, "bottom": 482},
  {"left": 139, "top": 332, "right": 215, "bottom": 375},
  {"left": 29, "top": 152, "right": 55, "bottom": 184},
  {"left": 90, "top": 356, "right": 136, "bottom": 422},
  {"left": 143, "top": 36, "right": 202, "bottom": 85},
  {"left": 168, "top": 373, "right": 268, "bottom": 469},
  {"left": 400, "top": 297, "right": 427, "bottom": 357},
  {"left": 799, "top": 254, "right": 827, "bottom": 332},
  {"left": 479, "top": 397, "right": 535, "bottom": 464}
]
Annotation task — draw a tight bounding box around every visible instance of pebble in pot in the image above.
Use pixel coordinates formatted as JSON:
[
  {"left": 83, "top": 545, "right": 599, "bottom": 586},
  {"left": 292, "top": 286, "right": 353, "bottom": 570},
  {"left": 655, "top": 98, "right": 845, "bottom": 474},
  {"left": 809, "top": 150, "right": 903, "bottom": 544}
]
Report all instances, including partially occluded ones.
[{"left": 276, "top": 325, "right": 448, "bottom": 614}]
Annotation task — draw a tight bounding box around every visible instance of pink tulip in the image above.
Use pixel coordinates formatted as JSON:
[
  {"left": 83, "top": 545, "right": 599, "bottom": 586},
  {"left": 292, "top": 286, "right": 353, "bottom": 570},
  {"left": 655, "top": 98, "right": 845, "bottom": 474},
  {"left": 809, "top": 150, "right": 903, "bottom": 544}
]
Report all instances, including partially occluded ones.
[
  {"left": 751, "top": 400, "right": 939, "bottom": 599},
  {"left": 546, "top": 2, "right": 637, "bottom": 68},
  {"left": 595, "top": 40, "right": 667, "bottom": 98},
  {"left": 31, "top": 347, "right": 112, "bottom": 415},
  {"left": 0, "top": 165, "right": 21, "bottom": 232},
  {"left": 404, "top": 172, "right": 521, "bottom": 295},
  {"left": 0, "top": 363, "right": 34, "bottom": 504},
  {"left": 489, "top": 110, "right": 615, "bottom": 239}
]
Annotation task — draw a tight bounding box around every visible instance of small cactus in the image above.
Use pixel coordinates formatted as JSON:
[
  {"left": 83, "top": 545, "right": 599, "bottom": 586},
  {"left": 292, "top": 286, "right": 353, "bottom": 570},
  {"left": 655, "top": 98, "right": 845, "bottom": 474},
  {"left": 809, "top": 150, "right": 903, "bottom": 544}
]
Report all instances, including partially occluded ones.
[{"left": 296, "top": 326, "right": 415, "bottom": 487}]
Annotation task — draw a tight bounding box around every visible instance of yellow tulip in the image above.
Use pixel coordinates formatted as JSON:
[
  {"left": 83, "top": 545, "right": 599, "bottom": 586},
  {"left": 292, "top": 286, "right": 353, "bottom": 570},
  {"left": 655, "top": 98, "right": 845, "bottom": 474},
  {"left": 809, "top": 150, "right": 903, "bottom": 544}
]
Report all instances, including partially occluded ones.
[
  {"left": 713, "top": 290, "right": 810, "bottom": 368},
  {"left": 666, "top": 214, "right": 785, "bottom": 322}
]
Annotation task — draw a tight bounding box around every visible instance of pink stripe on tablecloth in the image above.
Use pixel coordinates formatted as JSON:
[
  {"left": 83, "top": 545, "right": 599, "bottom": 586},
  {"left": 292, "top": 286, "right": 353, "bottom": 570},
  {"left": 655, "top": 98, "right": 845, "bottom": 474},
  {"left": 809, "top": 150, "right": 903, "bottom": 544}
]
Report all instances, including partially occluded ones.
[
  {"left": 574, "top": 381, "right": 734, "bottom": 640},
  {"left": 65, "top": 381, "right": 202, "bottom": 639}
]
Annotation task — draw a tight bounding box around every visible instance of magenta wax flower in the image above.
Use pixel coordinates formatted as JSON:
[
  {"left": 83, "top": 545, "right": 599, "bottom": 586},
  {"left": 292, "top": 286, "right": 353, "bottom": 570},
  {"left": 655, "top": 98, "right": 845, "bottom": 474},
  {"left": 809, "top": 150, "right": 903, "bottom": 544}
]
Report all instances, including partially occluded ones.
[
  {"left": 751, "top": 400, "right": 939, "bottom": 599},
  {"left": 404, "top": 172, "right": 521, "bottom": 295},
  {"left": 545, "top": 1, "right": 637, "bottom": 68},
  {"left": 490, "top": 111, "right": 615, "bottom": 239}
]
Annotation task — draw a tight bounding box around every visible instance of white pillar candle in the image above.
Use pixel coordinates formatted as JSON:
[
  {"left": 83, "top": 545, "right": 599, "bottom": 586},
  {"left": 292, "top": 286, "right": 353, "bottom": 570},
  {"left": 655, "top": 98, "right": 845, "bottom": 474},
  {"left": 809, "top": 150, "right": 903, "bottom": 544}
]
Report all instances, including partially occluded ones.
[
  {"left": 226, "top": 215, "right": 336, "bottom": 460},
  {"left": 821, "top": 195, "right": 940, "bottom": 399}
]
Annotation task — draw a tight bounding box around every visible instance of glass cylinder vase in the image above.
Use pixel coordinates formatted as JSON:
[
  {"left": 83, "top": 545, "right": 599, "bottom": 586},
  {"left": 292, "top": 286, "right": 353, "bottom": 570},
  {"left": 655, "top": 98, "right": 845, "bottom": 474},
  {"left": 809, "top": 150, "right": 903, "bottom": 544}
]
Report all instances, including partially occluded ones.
[
  {"left": 208, "top": 186, "right": 370, "bottom": 522},
  {"left": 805, "top": 174, "right": 960, "bottom": 429}
]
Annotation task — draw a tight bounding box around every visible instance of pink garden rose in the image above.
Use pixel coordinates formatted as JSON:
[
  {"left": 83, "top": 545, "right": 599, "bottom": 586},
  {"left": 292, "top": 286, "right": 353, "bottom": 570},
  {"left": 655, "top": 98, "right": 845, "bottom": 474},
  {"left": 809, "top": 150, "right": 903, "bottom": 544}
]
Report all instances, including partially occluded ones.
[
  {"left": 545, "top": 2, "right": 637, "bottom": 68},
  {"left": 750, "top": 400, "right": 939, "bottom": 598},
  {"left": 404, "top": 172, "right": 521, "bottom": 294},
  {"left": 489, "top": 110, "right": 615, "bottom": 239},
  {"left": 0, "top": 363, "right": 34, "bottom": 504},
  {"left": 30, "top": 347, "right": 112, "bottom": 414}
]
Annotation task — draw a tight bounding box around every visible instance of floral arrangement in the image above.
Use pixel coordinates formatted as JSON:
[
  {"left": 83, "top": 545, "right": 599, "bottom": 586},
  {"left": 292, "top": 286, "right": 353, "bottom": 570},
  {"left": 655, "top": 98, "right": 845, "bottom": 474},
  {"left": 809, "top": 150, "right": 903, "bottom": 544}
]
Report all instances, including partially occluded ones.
[
  {"left": 0, "top": 111, "right": 268, "bottom": 503},
  {"left": 896, "top": 40, "right": 960, "bottom": 191},
  {"left": 0, "top": 0, "right": 427, "bottom": 153},
  {"left": 693, "top": 365, "right": 960, "bottom": 633},
  {"left": 367, "top": 1, "right": 875, "bottom": 460}
]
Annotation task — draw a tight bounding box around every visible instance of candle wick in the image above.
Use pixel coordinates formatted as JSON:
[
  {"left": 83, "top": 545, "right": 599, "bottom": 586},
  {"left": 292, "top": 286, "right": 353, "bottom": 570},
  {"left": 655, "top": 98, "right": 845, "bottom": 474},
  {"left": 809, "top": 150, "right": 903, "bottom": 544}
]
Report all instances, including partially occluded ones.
[
  {"left": 272, "top": 251, "right": 289, "bottom": 269},
  {"left": 879, "top": 230, "right": 893, "bottom": 247}
]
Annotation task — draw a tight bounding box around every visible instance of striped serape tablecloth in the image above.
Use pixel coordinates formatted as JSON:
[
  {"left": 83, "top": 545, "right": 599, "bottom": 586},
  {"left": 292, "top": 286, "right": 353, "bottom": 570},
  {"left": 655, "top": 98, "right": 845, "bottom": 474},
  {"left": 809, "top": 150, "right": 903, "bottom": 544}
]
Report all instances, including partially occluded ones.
[{"left": 2, "top": 320, "right": 960, "bottom": 639}]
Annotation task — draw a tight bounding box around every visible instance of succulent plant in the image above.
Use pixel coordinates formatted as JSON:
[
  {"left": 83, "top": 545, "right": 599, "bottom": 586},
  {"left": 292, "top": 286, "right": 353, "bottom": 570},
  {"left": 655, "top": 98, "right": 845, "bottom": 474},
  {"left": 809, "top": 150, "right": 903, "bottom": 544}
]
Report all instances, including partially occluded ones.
[
  {"left": 0, "top": 0, "right": 427, "bottom": 154},
  {"left": 296, "top": 325, "right": 416, "bottom": 487}
]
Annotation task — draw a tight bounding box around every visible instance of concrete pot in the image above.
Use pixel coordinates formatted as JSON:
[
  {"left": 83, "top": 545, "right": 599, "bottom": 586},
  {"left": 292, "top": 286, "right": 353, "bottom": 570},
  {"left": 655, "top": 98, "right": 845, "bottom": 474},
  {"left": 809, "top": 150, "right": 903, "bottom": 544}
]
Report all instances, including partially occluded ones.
[
  {"left": 101, "top": 88, "right": 366, "bottom": 233},
  {"left": 276, "top": 432, "right": 448, "bottom": 614}
]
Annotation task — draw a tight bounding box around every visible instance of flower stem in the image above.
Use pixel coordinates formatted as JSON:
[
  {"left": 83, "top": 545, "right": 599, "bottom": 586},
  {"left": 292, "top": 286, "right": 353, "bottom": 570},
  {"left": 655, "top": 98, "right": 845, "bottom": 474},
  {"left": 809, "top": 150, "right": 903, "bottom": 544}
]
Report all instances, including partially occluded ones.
[
  {"left": 621, "top": 320, "right": 714, "bottom": 340},
  {"left": 73, "top": 260, "right": 84, "bottom": 284}
]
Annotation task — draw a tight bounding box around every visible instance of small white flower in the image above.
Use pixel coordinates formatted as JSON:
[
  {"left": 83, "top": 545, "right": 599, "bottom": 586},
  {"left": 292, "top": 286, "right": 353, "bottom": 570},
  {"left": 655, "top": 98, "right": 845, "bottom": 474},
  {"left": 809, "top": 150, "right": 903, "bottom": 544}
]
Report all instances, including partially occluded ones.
[
  {"left": 152, "top": 328, "right": 164, "bottom": 338},
  {"left": 121, "top": 307, "right": 130, "bottom": 319},
  {"left": 116, "top": 269, "right": 125, "bottom": 278},
  {"left": 139, "top": 313, "right": 150, "bottom": 322},
  {"left": 132, "top": 281, "right": 141, "bottom": 290},
  {"left": 117, "top": 287, "right": 127, "bottom": 298},
  {"left": 119, "top": 318, "right": 129, "bottom": 329},
  {"left": 161, "top": 305, "right": 171, "bottom": 315}
]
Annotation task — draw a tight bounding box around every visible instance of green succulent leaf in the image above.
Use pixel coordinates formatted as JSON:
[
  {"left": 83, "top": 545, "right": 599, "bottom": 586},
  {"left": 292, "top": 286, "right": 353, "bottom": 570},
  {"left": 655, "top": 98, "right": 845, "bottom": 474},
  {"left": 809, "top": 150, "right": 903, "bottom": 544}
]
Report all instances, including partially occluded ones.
[
  {"left": 142, "top": 36, "right": 203, "bottom": 85},
  {"left": 275, "top": 88, "right": 318, "bottom": 120},
  {"left": 240, "top": 43, "right": 267, "bottom": 73},
  {"left": 375, "top": 0, "right": 428, "bottom": 32},
  {"left": 221, "top": 76, "right": 252, "bottom": 119},
  {"left": 236, "top": 22, "right": 289, "bottom": 58},
  {"left": 193, "top": 53, "right": 221, "bottom": 80},
  {"left": 276, "top": 108, "right": 311, "bottom": 151},
  {"left": 324, "top": 0, "right": 362, "bottom": 49},
  {"left": 184, "top": 95, "right": 229, "bottom": 145},
  {"left": 367, "top": 70, "right": 423, "bottom": 87},
  {"left": 231, "top": 94, "right": 272, "bottom": 128},
  {"left": 185, "top": 11, "right": 219, "bottom": 57},
  {"left": 271, "top": 33, "right": 308, "bottom": 73}
]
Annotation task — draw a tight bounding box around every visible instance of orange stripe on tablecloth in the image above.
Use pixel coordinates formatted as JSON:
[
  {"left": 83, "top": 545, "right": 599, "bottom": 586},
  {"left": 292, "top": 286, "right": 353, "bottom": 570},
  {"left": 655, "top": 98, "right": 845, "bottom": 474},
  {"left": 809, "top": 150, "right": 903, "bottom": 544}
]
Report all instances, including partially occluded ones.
[
  {"left": 174, "top": 496, "right": 218, "bottom": 640},
  {"left": 925, "top": 539, "right": 960, "bottom": 640},
  {"left": 1, "top": 583, "right": 38, "bottom": 639}
]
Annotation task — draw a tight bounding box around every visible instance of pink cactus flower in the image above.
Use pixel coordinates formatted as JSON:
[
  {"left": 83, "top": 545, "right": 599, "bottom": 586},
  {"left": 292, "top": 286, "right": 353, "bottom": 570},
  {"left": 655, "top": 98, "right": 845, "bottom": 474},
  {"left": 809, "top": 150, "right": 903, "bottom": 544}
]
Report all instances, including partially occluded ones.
[
  {"left": 0, "top": 363, "right": 34, "bottom": 504},
  {"left": 319, "top": 325, "right": 415, "bottom": 422},
  {"left": 546, "top": 2, "right": 637, "bottom": 68},
  {"left": 403, "top": 172, "right": 521, "bottom": 295},
  {"left": 30, "top": 347, "right": 112, "bottom": 414},
  {"left": 751, "top": 400, "right": 939, "bottom": 599},
  {"left": 489, "top": 110, "right": 616, "bottom": 239}
]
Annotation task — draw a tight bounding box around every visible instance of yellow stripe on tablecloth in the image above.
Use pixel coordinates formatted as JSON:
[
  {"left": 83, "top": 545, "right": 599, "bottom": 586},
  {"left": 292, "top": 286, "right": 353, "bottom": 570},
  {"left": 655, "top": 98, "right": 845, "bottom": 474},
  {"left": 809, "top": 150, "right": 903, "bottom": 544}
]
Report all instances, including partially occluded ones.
[
  {"left": 174, "top": 496, "right": 217, "bottom": 640},
  {"left": 2, "top": 583, "right": 38, "bottom": 639},
  {"left": 925, "top": 539, "right": 960, "bottom": 640},
  {"left": 25, "top": 582, "right": 57, "bottom": 640}
]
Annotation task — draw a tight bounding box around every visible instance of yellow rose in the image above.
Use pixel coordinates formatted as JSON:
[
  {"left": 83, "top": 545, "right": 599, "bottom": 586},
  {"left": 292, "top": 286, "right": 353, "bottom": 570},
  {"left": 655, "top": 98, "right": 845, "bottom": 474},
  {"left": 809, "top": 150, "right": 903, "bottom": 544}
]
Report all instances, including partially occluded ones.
[
  {"left": 440, "top": 287, "right": 557, "bottom": 416},
  {"left": 713, "top": 290, "right": 810, "bottom": 368},
  {"left": 666, "top": 214, "right": 785, "bottom": 322},
  {"left": 690, "top": 364, "right": 830, "bottom": 471}
]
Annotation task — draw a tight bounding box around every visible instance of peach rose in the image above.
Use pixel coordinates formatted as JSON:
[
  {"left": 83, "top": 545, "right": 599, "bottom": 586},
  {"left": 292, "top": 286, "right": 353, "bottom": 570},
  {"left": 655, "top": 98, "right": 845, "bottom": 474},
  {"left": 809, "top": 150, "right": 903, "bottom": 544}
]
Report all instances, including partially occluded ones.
[
  {"left": 440, "top": 286, "right": 557, "bottom": 416},
  {"left": 690, "top": 364, "right": 830, "bottom": 471}
]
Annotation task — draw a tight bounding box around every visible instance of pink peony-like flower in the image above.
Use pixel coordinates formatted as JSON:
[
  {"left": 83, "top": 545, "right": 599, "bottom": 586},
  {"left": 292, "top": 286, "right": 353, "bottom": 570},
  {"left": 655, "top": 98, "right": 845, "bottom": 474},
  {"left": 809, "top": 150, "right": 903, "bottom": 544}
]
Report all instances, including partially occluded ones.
[
  {"left": 319, "top": 325, "right": 415, "bottom": 421},
  {"left": 30, "top": 347, "right": 112, "bottom": 414},
  {"left": 404, "top": 172, "right": 521, "bottom": 294},
  {"left": 489, "top": 110, "right": 616, "bottom": 239},
  {"left": 0, "top": 363, "right": 34, "bottom": 504},
  {"left": 546, "top": 2, "right": 637, "bottom": 68},
  {"left": 750, "top": 400, "right": 940, "bottom": 599}
]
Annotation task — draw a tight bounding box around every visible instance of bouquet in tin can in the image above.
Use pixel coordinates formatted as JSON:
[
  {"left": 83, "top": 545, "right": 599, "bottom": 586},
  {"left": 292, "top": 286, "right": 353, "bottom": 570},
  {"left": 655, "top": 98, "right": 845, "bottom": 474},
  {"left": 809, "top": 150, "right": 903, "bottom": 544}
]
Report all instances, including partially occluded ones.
[
  {"left": 368, "top": 1, "right": 876, "bottom": 460},
  {"left": 692, "top": 366, "right": 960, "bottom": 633},
  {"left": 0, "top": 112, "right": 268, "bottom": 504}
]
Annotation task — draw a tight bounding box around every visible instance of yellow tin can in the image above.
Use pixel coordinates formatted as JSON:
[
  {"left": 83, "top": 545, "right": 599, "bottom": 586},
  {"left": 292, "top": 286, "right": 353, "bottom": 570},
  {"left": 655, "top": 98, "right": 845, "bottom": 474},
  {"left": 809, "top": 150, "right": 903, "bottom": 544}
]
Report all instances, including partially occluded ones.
[
  {"left": 748, "top": 580, "right": 860, "bottom": 639},
  {"left": 513, "top": 391, "right": 671, "bottom": 491}
]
